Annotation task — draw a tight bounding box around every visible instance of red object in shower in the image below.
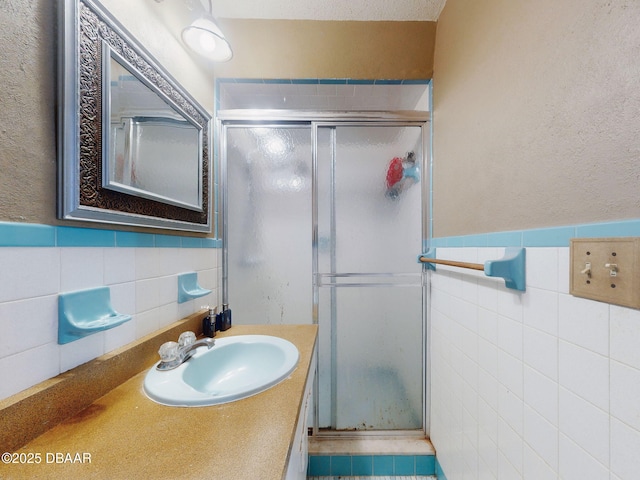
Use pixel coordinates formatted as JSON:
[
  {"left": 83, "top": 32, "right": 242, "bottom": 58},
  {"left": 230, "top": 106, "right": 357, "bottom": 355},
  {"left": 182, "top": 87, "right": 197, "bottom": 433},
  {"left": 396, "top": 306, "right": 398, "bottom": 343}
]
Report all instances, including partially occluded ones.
[{"left": 386, "top": 157, "right": 404, "bottom": 189}]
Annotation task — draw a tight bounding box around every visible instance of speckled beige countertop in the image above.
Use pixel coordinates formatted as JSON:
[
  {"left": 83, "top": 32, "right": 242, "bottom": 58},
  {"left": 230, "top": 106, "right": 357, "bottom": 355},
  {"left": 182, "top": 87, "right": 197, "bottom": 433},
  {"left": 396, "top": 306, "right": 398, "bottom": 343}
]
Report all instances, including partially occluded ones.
[{"left": 0, "top": 324, "right": 318, "bottom": 480}]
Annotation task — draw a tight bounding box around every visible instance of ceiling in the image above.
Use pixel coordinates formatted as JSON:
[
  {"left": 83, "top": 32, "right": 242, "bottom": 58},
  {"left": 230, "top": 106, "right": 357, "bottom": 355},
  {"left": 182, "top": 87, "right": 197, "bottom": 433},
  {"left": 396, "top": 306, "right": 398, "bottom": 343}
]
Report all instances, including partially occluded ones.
[
  {"left": 155, "top": 0, "right": 442, "bottom": 112},
  {"left": 207, "top": 0, "right": 447, "bottom": 21}
]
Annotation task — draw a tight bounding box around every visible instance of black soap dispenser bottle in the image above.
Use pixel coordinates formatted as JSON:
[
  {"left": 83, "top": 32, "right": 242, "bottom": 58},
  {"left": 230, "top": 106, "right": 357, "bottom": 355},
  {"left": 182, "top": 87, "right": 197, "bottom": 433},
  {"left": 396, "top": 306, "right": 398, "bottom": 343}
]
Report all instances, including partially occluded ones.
[
  {"left": 215, "top": 306, "right": 223, "bottom": 332},
  {"left": 220, "top": 303, "right": 232, "bottom": 331},
  {"left": 202, "top": 305, "right": 217, "bottom": 338}
]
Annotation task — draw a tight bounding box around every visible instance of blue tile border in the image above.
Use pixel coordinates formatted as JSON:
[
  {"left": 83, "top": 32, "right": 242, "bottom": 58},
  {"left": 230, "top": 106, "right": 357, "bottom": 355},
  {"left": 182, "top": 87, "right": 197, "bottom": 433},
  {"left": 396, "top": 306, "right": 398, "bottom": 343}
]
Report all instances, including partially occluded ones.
[
  {"left": 417, "top": 455, "right": 436, "bottom": 475},
  {"left": 352, "top": 455, "right": 374, "bottom": 475},
  {"left": 308, "top": 455, "right": 330, "bottom": 476},
  {"left": 180, "top": 236, "right": 204, "bottom": 248},
  {"left": 0, "top": 222, "right": 56, "bottom": 247},
  {"left": 394, "top": 455, "right": 415, "bottom": 475},
  {"left": 522, "top": 226, "right": 576, "bottom": 247},
  {"left": 330, "top": 455, "right": 351, "bottom": 476},
  {"left": 202, "top": 238, "right": 220, "bottom": 248},
  {"left": 576, "top": 219, "right": 640, "bottom": 238},
  {"left": 155, "top": 234, "right": 182, "bottom": 248},
  {"left": 373, "top": 455, "right": 394, "bottom": 475},
  {"left": 346, "top": 79, "right": 375, "bottom": 85},
  {"left": 487, "top": 231, "right": 522, "bottom": 247},
  {"left": 116, "top": 231, "right": 155, "bottom": 248},
  {"left": 9, "top": 218, "right": 637, "bottom": 250},
  {"left": 307, "top": 454, "right": 437, "bottom": 477},
  {"left": 57, "top": 226, "right": 116, "bottom": 247},
  {"left": 0, "top": 222, "right": 220, "bottom": 248},
  {"left": 435, "top": 458, "right": 448, "bottom": 480},
  {"left": 319, "top": 78, "right": 348, "bottom": 85},
  {"left": 216, "top": 77, "right": 430, "bottom": 87},
  {"left": 430, "top": 218, "right": 640, "bottom": 248}
]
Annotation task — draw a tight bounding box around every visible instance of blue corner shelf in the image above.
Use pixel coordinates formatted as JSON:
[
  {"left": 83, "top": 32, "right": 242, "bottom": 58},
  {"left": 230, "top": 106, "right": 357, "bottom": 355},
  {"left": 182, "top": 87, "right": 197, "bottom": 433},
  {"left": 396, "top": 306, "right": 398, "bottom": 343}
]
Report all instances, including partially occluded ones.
[
  {"left": 419, "top": 247, "right": 526, "bottom": 292},
  {"left": 58, "top": 286, "right": 132, "bottom": 344},
  {"left": 177, "top": 272, "right": 212, "bottom": 304}
]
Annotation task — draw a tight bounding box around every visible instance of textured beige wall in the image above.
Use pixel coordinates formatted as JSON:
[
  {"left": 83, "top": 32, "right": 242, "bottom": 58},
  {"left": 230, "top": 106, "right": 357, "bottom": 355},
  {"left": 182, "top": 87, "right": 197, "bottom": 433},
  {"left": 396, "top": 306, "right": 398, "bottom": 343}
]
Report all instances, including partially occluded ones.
[
  {"left": 213, "top": 19, "right": 436, "bottom": 79},
  {"left": 0, "top": 0, "right": 214, "bottom": 227},
  {"left": 0, "top": 1, "right": 435, "bottom": 226},
  {"left": 0, "top": 1, "right": 57, "bottom": 224},
  {"left": 432, "top": 0, "right": 640, "bottom": 237}
]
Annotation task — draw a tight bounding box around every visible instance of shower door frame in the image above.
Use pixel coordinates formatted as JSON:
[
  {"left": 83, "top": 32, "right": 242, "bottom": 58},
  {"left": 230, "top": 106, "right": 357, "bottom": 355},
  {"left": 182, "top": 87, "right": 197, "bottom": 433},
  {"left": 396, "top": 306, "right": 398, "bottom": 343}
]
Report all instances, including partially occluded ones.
[{"left": 218, "top": 110, "right": 431, "bottom": 437}]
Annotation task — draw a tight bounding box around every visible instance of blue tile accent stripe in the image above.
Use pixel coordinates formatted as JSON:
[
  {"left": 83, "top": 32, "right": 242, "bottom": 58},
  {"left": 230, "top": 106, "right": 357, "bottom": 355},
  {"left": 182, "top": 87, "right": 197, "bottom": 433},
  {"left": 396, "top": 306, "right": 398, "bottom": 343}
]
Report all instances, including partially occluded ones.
[
  {"left": 307, "top": 454, "right": 436, "bottom": 477},
  {"left": 0, "top": 222, "right": 220, "bottom": 248},
  {"left": 331, "top": 455, "right": 352, "bottom": 476},
  {"left": 155, "top": 234, "right": 183, "bottom": 248},
  {"left": 0, "top": 222, "right": 56, "bottom": 247},
  {"left": 308, "top": 455, "right": 330, "bottom": 476},
  {"left": 57, "top": 226, "right": 116, "bottom": 247},
  {"left": 115, "top": 231, "right": 155, "bottom": 248},
  {"left": 351, "top": 455, "right": 374, "bottom": 475},
  {"left": 417, "top": 455, "right": 437, "bottom": 475},
  {"left": 435, "top": 458, "right": 448, "bottom": 480},
  {"left": 430, "top": 218, "right": 640, "bottom": 248}
]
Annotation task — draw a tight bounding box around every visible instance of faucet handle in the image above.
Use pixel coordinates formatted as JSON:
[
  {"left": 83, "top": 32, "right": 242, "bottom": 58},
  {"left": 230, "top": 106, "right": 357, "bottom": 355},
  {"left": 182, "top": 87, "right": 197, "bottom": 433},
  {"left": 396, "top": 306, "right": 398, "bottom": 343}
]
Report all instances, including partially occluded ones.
[
  {"left": 158, "top": 341, "right": 179, "bottom": 362},
  {"left": 178, "top": 331, "right": 196, "bottom": 347}
]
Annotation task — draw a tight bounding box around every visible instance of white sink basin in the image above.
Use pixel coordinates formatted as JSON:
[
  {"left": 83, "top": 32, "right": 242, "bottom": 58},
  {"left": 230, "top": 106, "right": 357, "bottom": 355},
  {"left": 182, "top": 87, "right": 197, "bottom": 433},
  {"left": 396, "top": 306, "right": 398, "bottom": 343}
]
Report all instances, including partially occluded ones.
[{"left": 143, "top": 335, "right": 299, "bottom": 407}]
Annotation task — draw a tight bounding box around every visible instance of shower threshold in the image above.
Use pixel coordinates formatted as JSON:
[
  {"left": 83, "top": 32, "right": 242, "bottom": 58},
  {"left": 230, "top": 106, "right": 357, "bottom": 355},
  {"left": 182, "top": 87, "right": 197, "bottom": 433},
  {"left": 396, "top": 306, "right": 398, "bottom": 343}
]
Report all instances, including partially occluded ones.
[{"left": 309, "top": 435, "right": 435, "bottom": 456}]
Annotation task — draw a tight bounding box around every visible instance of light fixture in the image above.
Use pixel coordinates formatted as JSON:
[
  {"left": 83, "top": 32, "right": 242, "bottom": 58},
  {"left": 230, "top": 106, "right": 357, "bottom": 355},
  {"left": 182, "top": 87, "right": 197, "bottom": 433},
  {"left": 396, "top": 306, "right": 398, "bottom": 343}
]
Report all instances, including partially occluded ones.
[{"left": 181, "top": 0, "right": 232, "bottom": 62}]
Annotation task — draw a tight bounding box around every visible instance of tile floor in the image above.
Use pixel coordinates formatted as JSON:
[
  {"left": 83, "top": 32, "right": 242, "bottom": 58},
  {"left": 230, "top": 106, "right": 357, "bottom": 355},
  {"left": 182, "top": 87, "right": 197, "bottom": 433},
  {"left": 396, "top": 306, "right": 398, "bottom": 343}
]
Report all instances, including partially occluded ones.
[{"left": 308, "top": 476, "right": 437, "bottom": 480}]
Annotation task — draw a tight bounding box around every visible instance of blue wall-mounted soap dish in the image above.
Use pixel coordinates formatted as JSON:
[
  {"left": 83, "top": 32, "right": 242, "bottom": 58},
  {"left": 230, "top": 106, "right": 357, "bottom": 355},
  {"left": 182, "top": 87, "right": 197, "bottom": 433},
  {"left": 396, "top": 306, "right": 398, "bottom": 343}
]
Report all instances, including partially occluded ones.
[
  {"left": 58, "top": 286, "right": 132, "bottom": 344},
  {"left": 177, "top": 272, "right": 212, "bottom": 304}
]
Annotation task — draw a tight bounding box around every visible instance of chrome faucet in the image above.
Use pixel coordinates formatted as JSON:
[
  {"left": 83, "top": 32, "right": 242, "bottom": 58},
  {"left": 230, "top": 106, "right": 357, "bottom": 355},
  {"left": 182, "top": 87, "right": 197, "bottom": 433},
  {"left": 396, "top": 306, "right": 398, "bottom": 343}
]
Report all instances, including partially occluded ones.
[{"left": 156, "top": 331, "right": 215, "bottom": 371}]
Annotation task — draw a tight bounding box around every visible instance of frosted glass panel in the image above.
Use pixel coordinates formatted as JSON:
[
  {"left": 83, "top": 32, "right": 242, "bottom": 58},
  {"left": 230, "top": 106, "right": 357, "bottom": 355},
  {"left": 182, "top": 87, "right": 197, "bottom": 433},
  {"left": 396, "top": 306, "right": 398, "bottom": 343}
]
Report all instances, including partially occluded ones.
[
  {"left": 318, "top": 126, "right": 423, "bottom": 275},
  {"left": 317, "top": 285, "right": 423, "bottom": 430},
  {"left": 316, "top": 124, "right": 425, "bottom": 431},
  {"left": 334, "top": 286, "right": 423, "bottom": 430},
  {"left": 226, "top": 127, "right": 312, "bottom": 324}
]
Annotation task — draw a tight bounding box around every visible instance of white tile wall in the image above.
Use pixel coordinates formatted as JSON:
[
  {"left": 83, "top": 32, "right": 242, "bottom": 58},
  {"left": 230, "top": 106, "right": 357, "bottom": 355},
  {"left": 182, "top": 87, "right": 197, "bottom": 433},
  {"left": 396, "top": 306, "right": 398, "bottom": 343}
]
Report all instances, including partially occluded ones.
[
  {"left": 429, "top": 247, "right": 640, "bottom": 480},
  {"left": 0, "top": 246, "right": 222, "bottom": 401}
]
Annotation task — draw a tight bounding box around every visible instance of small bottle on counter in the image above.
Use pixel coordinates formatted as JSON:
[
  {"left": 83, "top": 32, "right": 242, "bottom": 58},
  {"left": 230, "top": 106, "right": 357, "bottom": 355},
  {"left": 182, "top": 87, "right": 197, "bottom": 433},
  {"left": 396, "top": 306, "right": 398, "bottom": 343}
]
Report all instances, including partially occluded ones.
[
  {"left": 220, "top": 303, "right": 232, "bottom": 331},
  {"left": 202, "top": 305, "right": 217, "bottom": 338},
  {"left": 215, "top": 307, "right": 223, "bottom": 332}
]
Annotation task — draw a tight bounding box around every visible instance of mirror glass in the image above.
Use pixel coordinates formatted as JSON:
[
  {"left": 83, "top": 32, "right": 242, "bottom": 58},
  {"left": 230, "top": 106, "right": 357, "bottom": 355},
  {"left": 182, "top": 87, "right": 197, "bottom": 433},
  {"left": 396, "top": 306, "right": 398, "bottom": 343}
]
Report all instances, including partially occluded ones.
[
  {"left": 57, "top": 0, "right": 211, "bottom": 232},
  {"left": 104, "top": 49, "right": 203, "bottom": 211}
]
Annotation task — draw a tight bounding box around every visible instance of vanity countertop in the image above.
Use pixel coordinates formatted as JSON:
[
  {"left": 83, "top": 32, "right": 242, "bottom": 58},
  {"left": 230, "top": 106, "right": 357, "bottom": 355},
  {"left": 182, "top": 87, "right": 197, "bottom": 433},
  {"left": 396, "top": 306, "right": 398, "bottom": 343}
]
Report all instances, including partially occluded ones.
[{"left": 0, "top": 324, "right": 318, "bottom": 480}]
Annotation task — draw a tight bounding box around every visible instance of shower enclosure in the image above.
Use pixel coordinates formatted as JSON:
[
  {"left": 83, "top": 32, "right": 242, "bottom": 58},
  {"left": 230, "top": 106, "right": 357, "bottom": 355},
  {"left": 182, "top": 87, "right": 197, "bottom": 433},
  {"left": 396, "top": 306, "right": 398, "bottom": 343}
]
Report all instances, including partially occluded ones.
[{"left": 220, "top": 112, "right": 429, "bottom": 434}]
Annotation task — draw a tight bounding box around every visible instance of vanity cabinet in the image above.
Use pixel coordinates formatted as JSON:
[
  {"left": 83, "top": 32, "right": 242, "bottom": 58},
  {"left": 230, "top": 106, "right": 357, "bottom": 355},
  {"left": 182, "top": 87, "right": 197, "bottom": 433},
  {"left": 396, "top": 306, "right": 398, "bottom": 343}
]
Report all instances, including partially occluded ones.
[
  {"left": 285, "top": 347, "right": 316, "bottom": 480},
  {"left": 1, "top": 325, "right": 318, "bottom": 480}
]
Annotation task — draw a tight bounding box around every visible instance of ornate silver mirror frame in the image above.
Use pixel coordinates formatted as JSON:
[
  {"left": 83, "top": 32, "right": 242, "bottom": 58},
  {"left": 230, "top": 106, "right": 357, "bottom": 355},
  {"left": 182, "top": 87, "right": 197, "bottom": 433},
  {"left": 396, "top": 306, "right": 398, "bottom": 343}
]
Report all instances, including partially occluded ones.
[{"left": 57, "top": 0, "right": 212, "bottom": 232}]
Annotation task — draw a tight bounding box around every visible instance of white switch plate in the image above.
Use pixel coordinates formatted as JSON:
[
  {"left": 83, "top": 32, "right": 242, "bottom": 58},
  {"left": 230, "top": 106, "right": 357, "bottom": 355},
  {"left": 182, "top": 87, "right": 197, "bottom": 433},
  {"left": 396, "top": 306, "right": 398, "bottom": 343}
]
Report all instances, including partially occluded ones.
[{"left": 570, "top": 237, "right": 640, "bottom": 309}]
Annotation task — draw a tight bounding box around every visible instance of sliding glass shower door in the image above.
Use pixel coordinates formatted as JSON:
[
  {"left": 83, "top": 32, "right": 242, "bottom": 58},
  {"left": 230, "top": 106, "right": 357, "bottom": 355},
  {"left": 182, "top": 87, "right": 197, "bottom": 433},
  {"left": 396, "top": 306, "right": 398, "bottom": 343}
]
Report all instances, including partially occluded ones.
[
  {"left": 222, "top": 116, "right": 427, "bottom": 434},
  {"left": 315, "top": 124, "right": 426, "bottom": 432}
]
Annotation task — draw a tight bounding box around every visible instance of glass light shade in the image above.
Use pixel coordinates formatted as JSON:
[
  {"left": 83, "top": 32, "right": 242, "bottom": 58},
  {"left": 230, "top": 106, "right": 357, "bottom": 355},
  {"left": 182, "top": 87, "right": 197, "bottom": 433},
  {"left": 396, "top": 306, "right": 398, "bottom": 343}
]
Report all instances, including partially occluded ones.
[{"left": 181, "top": 17, "right": 232, "bottom": 62}]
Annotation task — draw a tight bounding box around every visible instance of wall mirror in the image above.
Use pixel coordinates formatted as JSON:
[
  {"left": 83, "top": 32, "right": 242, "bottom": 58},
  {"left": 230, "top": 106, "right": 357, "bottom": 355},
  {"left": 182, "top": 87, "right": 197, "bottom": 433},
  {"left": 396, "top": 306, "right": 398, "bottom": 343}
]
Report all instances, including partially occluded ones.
[{"left": 58, "top": 0, "right": 211, "bottom": 232}]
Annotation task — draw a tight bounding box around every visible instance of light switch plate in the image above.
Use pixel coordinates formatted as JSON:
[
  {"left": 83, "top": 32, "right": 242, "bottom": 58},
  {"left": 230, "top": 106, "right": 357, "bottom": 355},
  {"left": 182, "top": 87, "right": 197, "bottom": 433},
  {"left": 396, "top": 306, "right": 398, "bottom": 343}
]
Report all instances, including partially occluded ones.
[{"left": 570, "top": 237, "right": 640, "bottom": 309}]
